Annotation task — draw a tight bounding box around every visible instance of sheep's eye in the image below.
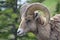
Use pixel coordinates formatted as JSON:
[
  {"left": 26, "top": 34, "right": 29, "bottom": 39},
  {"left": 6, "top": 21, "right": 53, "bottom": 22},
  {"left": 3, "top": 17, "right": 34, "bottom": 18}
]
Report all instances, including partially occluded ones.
[
  {"left": 26, "top": 20, "right": 31, "bottom": 23},
  {"left": 27, "top": 20, "right": 31, "bottom": 22}
]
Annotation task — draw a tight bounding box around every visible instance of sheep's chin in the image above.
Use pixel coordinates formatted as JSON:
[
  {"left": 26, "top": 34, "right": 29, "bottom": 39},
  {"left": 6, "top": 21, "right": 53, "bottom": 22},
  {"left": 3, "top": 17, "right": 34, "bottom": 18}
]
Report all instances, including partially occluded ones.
[{"left": 17, "top": 32, "right": 26, "bottom": 36}]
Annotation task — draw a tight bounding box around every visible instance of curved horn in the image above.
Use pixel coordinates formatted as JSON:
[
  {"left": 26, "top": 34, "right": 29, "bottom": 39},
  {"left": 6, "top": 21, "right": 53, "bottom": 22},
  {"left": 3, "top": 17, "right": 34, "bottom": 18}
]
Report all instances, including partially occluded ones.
[
  {"left": 20, "top": 3, "right": 30, "bottom": 16},
  {"left": 25, "top": 3, "right": 50, "bottom": 26}
]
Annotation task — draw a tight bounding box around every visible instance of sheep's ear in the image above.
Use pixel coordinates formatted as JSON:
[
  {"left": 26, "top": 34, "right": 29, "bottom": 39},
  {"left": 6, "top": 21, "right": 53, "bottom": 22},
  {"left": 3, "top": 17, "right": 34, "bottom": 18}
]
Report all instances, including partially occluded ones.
[
  {"left": 34, "top": 13, "right": 44, "bottom": 25},
  {"left": 34, "top": 13, "right": 38, "bottom": 19}
]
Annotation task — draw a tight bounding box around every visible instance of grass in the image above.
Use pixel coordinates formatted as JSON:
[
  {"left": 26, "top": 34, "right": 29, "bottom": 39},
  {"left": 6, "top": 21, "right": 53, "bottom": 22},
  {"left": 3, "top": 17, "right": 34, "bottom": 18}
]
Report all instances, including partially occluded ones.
[{"left": 43, "top": 0, "right": 58, "bottom": 17}]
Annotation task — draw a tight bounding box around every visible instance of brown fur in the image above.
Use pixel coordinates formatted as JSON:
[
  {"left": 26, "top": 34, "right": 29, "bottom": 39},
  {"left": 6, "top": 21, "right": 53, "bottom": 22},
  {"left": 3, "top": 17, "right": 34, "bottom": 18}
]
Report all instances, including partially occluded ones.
[{"left": 17, "top": 3, "right": 60, "bottom": 40}]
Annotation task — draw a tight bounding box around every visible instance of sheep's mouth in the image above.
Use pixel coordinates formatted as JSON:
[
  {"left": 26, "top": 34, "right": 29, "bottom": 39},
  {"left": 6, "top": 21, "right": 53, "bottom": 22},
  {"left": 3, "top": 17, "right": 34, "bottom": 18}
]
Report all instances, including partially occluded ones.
[{"left": 17, "top": 32, "right": 26, "bottom": 37}]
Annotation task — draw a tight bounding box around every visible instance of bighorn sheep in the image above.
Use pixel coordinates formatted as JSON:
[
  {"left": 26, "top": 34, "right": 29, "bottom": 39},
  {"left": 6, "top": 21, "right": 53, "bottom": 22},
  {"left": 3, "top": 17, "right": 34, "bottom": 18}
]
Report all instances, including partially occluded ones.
[{"left": 17, "top": 3, "right": 60, "bottom": 40}]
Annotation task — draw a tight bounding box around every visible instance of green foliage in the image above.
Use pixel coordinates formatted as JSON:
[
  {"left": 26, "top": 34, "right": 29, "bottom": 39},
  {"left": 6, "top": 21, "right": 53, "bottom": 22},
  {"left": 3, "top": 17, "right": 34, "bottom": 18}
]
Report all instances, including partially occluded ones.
[
  {"left": 0, "top": 0, "right": 60, "bottom": 40},
  {"left": 56, "top": 2, "right": 60, "bottom": 14},
  {"left": 43, "top": 0, "right": 58, "bottom": 16},
  {"left": 0, "top": 8, "right": 19, "bottom": 40},
  {"left": 6, "top": 0, "right": 16, "bottom": 7},
  {"left": 18, "top": 33, "right": 37, "bottom": 40}
]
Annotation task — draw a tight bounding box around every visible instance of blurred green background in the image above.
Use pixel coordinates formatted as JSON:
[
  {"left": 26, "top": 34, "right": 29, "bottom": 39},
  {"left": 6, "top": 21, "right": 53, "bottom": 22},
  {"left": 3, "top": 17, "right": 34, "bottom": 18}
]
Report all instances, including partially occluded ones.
[{"left": 0, "top": 0, "right": 60, "bottom": 40}]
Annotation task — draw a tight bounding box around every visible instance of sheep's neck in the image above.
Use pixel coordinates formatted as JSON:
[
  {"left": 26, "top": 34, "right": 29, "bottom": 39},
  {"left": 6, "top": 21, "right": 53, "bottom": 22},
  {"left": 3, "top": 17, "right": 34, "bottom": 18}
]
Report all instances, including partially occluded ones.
[{"left": 35, "top": 23, "right": 51, "bottom": 40}]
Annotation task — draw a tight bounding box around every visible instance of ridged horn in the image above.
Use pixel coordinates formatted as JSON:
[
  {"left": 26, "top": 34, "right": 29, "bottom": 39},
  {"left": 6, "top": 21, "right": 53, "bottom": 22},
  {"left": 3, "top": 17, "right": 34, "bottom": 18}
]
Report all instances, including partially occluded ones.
[
  {"left": 25, "top": 3, "right": 50, "bottom": 26},
  {"left": 20, "top": 3, "right": 30, "bottom": 16}
]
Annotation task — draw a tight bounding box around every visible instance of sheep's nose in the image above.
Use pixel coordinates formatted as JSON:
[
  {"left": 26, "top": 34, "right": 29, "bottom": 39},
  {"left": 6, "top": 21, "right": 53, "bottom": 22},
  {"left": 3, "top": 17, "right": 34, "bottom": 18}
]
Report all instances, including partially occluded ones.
[
  {"left": 17, "top": 31, "right": 21, "bottom": 33},
  {"left": 17, "top": 29, "right": 24, "bottom": 35}
]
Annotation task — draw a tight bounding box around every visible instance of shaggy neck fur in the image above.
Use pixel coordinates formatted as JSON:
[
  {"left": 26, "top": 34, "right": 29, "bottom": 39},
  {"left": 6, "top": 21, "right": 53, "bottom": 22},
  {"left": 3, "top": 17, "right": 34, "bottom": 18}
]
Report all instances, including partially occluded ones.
[{"left": 33, "top": 15, "right": 51, "bottom": 40}]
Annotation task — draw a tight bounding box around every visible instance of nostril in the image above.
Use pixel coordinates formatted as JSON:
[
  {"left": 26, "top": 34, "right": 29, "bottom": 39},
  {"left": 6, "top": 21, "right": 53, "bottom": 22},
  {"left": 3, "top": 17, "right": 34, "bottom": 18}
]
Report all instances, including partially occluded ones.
[
  {"left": 17, "top": 29, "right": 24, "bottom": 35},
  {"left": 17, "top": 31, "right": 21, "bottom": 33}
]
